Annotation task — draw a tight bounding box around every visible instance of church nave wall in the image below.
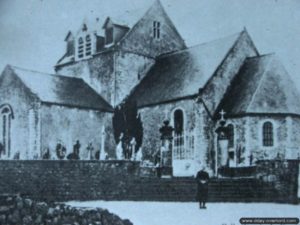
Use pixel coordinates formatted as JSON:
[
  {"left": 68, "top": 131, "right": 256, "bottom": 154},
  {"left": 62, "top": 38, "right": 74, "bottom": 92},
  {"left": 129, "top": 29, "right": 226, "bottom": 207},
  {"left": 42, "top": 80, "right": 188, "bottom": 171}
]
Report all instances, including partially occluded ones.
[
  {"left": 226, "top": 116, "right": 300, "bottom": 165},
  {"left": 0, "top": 68, "right": 40, "bottom": 160},
  {"left": 40, "top": 104, "right": 115, "bottom": 160},
  {"left": 138, "top": 99, "right": 211, "bottom": 164},
  {"left": 114, "top": 51, "right": 155, "bottom": 106}
]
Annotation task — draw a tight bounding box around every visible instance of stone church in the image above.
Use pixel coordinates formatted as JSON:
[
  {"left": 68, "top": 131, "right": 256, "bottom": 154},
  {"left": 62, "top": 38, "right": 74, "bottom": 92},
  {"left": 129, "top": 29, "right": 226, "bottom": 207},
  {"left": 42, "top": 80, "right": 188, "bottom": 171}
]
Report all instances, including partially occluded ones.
[{"left": 1, "top": 0, "right": 300, "bottom": 176}]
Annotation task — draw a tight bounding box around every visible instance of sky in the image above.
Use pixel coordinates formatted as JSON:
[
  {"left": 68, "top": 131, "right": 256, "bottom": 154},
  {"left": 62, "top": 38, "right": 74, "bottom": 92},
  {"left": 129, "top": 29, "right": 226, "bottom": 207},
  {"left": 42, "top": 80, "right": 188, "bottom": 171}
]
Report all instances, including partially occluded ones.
[{"left": 0, "top": 0, "right": 299, "bottom": 85}]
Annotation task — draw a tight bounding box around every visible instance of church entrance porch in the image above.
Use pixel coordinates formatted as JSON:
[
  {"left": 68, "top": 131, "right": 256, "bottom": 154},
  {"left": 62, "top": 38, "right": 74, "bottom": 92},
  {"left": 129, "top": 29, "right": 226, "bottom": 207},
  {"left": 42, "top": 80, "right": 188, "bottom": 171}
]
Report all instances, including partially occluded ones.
[
  {"left": 158, "top": 120, "right": 197, "bottom": 177},
  {"left": 172, "top": 132, "right": 195, "bottom": 177}
]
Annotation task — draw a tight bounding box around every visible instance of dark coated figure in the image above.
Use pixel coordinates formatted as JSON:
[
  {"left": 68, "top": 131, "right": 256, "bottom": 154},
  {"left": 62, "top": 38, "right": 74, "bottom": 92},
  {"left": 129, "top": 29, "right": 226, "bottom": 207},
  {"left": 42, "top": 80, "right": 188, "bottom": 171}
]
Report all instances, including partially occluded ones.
[{"left": 195, "top": 166, "right": 209, "bottom": 209}]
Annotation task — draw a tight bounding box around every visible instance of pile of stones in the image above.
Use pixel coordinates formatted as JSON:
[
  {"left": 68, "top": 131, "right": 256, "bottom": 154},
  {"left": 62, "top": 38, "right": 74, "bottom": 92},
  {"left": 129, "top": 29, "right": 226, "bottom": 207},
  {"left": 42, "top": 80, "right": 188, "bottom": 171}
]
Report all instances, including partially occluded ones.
[{"left": 0, "top": 195, "right": 133, "bottom": 225}]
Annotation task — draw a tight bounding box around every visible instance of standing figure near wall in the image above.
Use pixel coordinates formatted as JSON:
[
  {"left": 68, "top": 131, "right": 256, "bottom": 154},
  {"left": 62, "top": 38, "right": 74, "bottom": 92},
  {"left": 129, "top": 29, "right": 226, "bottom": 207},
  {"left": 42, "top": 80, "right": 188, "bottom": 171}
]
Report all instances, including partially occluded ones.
[
  {"left": 74, "top": 140, "right": 81, "bottom": 157},
  {"left": 130, "top": 137, "right": 137, "bottom": 160},
  {"left": 195, "top": 166, "right": 210, "bottom": 209},
  {"left": 116, "top": 133, "right": 124, "bottom": 160}
]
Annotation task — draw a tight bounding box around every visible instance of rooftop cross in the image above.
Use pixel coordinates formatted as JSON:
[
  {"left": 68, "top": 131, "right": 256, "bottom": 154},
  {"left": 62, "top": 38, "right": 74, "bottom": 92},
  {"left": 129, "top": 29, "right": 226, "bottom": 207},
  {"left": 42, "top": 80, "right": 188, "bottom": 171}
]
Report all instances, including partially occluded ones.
[{"left": 220, "top": 109, "right": 226, "bottom": 121}]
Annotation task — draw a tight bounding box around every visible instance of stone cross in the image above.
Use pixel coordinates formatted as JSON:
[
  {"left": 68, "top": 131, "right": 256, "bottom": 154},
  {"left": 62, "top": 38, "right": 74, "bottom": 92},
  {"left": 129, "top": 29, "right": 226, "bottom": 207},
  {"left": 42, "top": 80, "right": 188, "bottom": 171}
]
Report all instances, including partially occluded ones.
[
  {"left": 220, "top": 109, "right": 226, "bottom": 121},
  {"left": 87, "top": 143, "right": 94, "bottom": 160},
  {"left": 100, "top": 126, "right": 106, "bottom": 160}
]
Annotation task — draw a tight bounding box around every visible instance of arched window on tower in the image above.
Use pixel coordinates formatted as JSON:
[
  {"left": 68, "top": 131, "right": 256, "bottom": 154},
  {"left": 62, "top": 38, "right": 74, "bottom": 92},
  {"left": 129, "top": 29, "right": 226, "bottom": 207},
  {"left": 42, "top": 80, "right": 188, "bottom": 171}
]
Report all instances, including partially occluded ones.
[
  {"left": 227, "top": 124, "right": 234, "bottom": 148},
  {"left": 85, "top": 35, "right": 92, "bottom": 56},
  {"left": 263, "top": 121, "right": 274, "bottom": 147},
  {"left": 0, "top": 105, "right": 13, "bottom": 158},
  {"left": 78, "top": 37, "right": 84, "bottom": 59}
]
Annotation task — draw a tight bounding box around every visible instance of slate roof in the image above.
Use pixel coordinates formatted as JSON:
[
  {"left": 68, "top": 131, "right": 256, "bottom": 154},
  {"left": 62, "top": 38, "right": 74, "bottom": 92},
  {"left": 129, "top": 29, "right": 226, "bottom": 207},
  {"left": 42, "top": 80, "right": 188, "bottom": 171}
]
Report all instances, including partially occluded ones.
[
  {"left": 216, "top": 54, "right": 300, "bottom": 117},
  {"left": 56, "top": 0, "right": 179, "bottom": 67},
  {"left": 129, "top": 31, "right": 242, "bottom": 107},
  {"left": 75, "top": 3, "right": 152, "bottom": 37},
  {"left": 7, "top": 66, "right": 113, "bottom": 112}
]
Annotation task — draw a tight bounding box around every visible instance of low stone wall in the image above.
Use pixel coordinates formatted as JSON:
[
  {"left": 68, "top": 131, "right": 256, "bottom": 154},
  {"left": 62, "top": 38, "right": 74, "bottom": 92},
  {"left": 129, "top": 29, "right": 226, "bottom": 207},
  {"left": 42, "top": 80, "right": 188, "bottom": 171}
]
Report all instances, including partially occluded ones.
[
  {"left": 256, "top": 160, "right": 300, "bottom": 203},
  {"left": 0, "top": 160, "right": 141, "bottom": 202},
  {"left": 0, "top": 160, "right": 298, "bottom": 203},
  {"left": 0, "top": 195, "right": 133, "bottom": 225}
]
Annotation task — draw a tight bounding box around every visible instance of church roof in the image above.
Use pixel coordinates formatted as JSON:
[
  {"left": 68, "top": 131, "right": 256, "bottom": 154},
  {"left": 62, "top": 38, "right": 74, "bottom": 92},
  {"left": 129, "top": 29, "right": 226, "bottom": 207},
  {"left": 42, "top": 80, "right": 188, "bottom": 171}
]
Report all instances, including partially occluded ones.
[
  {"left": 216, "top": 54, "right": 300, "bottom": 117},
  {"left": 7, "top": 66, "right": 113, "bottom": 112},
  {"left": 75, "top": 2, "right": 153, "bottom": 37},
  {"left": 56, "top": 0, "right": 182, "bottom": 67},
  {"left": 128, "top": 31, "right": 243, "bottom": 107}
]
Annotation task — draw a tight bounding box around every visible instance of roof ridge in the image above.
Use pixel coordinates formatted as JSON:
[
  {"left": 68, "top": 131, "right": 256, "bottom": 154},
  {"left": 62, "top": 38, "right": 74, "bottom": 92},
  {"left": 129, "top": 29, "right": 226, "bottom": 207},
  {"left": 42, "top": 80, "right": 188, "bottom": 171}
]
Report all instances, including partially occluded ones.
[
  {"left": 116, "top": 0, "right": 172, "bottom": 48},
  {"left": 10, "top": 65, "right": 84, "bottom": 81},
  {"left": 272, "top": 57, "right": 300, "bottom": 113},
  {"left": 158, "top": 30, "right": 243, "bottom": 59},
  {"left": 245, "top": 53, "right": 275, "bottom": 60},
  {"left": 7, "top": 65, "right": 113, "bottom": 112},
  {"left": 246, "top": 55, "right": 274, "bottom": 112}
]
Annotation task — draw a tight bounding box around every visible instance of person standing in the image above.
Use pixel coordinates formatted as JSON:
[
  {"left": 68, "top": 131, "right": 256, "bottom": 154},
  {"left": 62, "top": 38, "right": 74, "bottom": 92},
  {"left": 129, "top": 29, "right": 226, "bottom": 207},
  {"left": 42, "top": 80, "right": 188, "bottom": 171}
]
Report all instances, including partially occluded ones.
[
  {"left": 73, "top": 140, "right": 81, "bottom": 160},
  {"left": 195, "top": 166, "right": 210, "bottom": 209}
]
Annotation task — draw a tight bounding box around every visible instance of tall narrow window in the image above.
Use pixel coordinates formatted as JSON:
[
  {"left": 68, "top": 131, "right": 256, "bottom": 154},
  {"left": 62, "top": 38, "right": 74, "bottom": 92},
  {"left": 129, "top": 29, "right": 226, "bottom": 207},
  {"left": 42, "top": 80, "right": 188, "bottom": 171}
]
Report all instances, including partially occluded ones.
[
  {"left": 227, "top": 124, "right": 234, "bottom": 148},
  {"left": 173, "top": 109, "right": 185, "bottom": 160},
  {"left": 153, "top": 21, "right": 160, "bottom": 39},
  {"left": 174, "top": 109, "right": 184, "bottom": 135},
  {"left": 78, "top": 37, "right": 84, "bottom": 59},
  {"left": 263, "top": 122, "right": 274, "bottom": 146},
  {"left": 0, "top": 105, "right": 13, "bottom": 158},
  {"left": 85, "top": 35, "right": 91, "bottom": 56}
]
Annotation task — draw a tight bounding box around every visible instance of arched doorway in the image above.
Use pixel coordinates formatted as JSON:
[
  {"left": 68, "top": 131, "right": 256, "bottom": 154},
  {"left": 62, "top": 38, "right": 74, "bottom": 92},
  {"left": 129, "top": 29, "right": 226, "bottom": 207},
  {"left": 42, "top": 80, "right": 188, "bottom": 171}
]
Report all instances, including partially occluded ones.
[
  {"left": 174, "top": 109, "right": 184, "bottom": 135},
  {"left": 173, "top": 109, "right": 185, "bottom": 160},
  {"left": 0, "top": 104, "right": 13, "bottom": 158},
  {"left": 172, "top": 108, "right": 194, "bottom": 176}
]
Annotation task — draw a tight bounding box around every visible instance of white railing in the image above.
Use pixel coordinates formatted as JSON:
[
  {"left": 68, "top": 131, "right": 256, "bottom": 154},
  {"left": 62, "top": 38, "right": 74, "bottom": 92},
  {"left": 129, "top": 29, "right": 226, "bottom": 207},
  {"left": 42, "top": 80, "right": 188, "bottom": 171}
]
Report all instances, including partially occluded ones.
[{"left": 173, "top": 132, "right": 195, "bottom": 160}]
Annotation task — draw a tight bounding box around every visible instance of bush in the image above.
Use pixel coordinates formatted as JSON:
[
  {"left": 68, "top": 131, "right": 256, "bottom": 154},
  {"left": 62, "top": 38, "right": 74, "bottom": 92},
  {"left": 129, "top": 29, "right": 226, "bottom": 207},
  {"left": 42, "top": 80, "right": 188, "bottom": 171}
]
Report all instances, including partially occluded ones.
[{"left": 112, "top": 100, "right": 143, "bottom": 154}]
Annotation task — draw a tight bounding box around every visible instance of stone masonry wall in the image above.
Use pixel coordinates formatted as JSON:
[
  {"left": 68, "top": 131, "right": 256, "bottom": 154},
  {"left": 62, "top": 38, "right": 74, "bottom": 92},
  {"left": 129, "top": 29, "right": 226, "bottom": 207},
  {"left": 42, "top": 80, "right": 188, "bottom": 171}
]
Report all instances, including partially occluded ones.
[
  {"left": 0, "top": 160, "right": 296, "bottom": 203},
  {"left": 40, "top": 104, "right": 115, "bottom": 159},
  {"left": 256, "top": 160, "right": 300, "bottom": 203},
  {"left": 139, "top": 99, "right": 213, "bottom": 167},
  {"left": 248, "top": 116, "right": 288, "bottom": 161},
  {"left": 0, "top": 160, "right": 141, "bottom": 202},
  {"left": 114, "top": 51, "right": 155, "bottom": 105},
  {"left": 55, "top": 51, "right": 115, "bottom": 106},
  {"left": 0, "top": 68, "right": 39, "bottom": 160},
  {"left": 227, "top": 116, "right": 300, "bottom": 164}
]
